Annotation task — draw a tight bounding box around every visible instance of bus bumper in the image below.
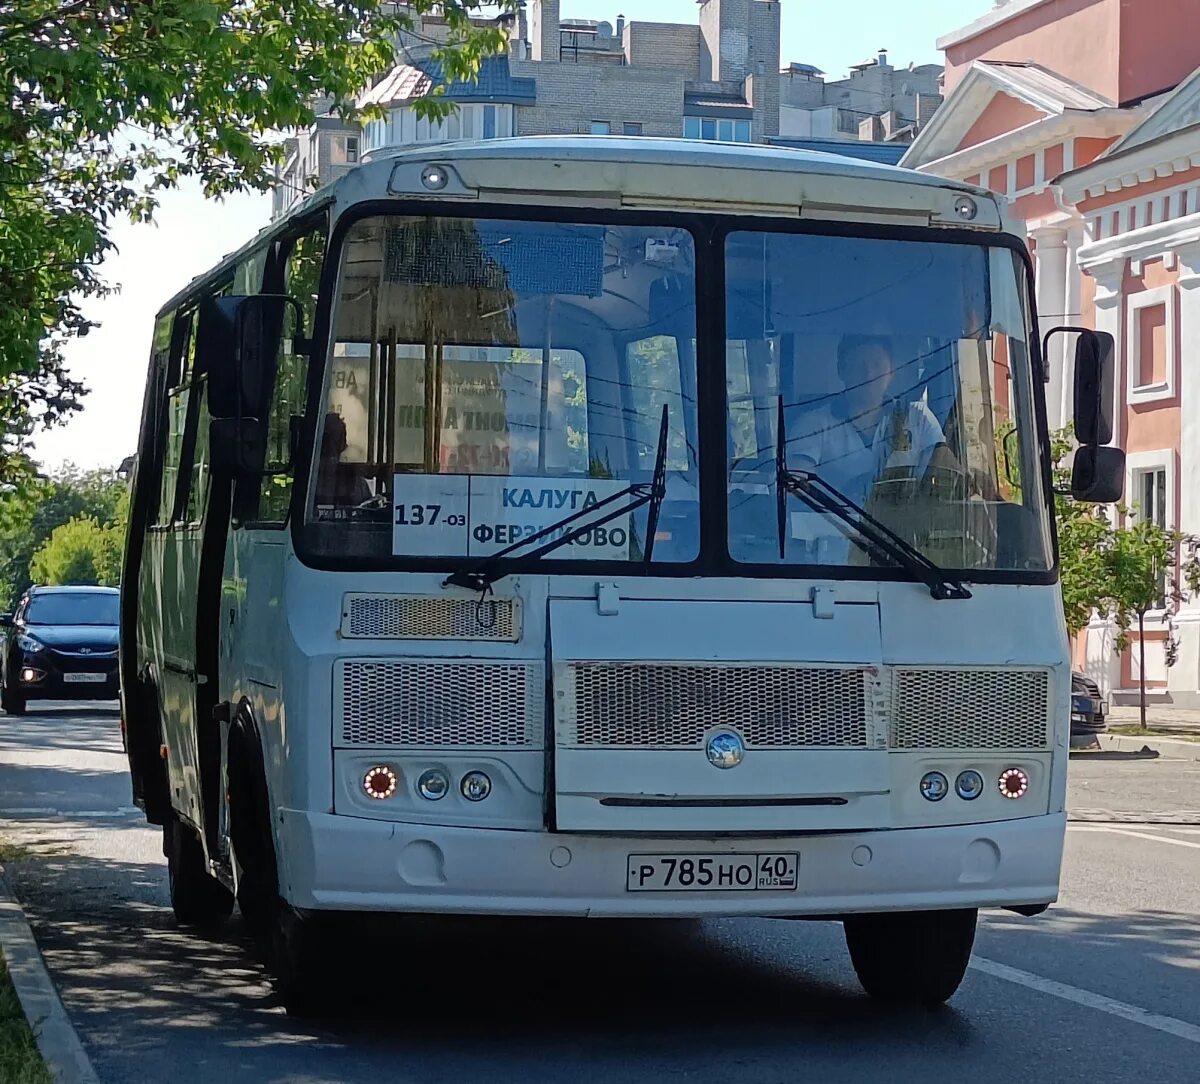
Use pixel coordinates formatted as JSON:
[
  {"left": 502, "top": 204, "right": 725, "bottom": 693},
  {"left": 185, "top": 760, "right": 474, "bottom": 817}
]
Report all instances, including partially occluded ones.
[{"left": 276, "top": 809, "right": 1066, "bottom": 917}]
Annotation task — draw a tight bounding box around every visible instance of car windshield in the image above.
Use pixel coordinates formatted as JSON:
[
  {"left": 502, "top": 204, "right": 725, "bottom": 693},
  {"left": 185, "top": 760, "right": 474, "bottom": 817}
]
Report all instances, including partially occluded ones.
[
  {"left": 725, "top": 231, "right": 1052, "bottom": 573},
  {"left": 301, "top": 214, "right": 700, "bottom": 566},
  {"left": 25, "top": 592, "right": 119, "bottom": 626}
]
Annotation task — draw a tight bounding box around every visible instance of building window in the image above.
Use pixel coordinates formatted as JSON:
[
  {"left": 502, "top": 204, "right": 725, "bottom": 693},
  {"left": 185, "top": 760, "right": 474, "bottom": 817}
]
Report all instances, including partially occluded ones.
[
  {"left": 483, "top": 105, "right": 498, "bottom": 139},
  {"left": 331, "top": 135, "right": 359, "bottom": 165},
  {"left": 683, "top": 116, "right": 751, "bottom": 143},
  {"left": 1138, "top": 468, "right": 1168, "bottom": 528},
  {"left": 1127, "top": 452, "right": 1175, "bottom": 611},
  {"left": 590, "top": 120, "right": 611, "bottom": 135},
  {"left": 1127, "top": 285, "right": 1176, "bottom": 402},
  {"left": 623, "top": 122, "right": 643, "bottom": 136}
]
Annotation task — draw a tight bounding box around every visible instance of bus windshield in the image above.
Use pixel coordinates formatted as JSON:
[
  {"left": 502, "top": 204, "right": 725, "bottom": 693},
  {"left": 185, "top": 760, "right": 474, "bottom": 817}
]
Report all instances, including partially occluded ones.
[
  {"left": 304, "top": 214, "right": 700, "bottom": 565},
  {"left": 726, "top": 231, "right": 1051, "bottom": 573},
  {"left": 304, "top": 212, "right": 1050, "bottom": 577}
]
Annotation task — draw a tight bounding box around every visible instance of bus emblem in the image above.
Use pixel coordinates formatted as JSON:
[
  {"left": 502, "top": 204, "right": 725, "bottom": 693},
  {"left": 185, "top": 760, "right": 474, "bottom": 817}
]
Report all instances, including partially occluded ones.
[{"left": 705, "top": 731, "right": 745, "bottom": 769}]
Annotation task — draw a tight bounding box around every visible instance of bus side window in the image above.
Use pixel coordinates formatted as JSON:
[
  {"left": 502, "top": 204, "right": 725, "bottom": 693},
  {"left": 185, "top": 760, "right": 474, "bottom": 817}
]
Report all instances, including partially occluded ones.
[
  {"left": 256, "top": 220, "right": 327, "bottom": 524},
  {"left": 156, "top": 310, "right": 197, "bottom": 526}
]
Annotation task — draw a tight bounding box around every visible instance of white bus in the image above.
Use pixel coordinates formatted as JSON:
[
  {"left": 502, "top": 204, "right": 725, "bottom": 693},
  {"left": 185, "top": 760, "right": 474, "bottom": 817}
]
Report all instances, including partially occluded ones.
[{"left": 120, "top": 136, "right": 1123, "bottom": 1012}]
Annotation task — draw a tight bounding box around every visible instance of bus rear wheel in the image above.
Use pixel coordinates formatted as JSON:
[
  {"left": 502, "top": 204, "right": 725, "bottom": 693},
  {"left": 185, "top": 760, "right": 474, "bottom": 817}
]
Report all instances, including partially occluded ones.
[
  {"left": 843, "top": 908, "right": 977, "bottom": 1006},
  {"left": 165, "top": 814, "right": 234, "bottom": 927}
]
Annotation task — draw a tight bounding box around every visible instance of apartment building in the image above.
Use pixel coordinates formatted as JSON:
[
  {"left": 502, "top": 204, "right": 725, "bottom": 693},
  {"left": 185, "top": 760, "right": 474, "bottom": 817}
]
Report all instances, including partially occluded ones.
[
  {"left": 902, "top": 0, "right": 1200, "bottom": 706},
  {"left": 779, "top": 50, "right": 943, "bottom": 144}
]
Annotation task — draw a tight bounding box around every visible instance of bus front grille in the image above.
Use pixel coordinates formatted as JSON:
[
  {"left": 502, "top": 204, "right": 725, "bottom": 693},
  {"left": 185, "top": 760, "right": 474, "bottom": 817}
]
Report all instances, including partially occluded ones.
[
  {"left": 336, "top": 659, "right": 543, "bottom": 747},
  {"left": 340, "top": 594, "right": 520, "bottom": 642},
  {"left": 889, "top": 667, "right": 1051, "bottom": 749},
  {"left": 559, "top": 662, "right": 871, "bottom": 748}
]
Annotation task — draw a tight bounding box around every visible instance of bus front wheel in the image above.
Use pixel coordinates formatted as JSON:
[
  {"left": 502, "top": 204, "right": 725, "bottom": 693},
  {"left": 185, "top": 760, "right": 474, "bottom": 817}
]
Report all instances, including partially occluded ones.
[
  {"left": 2, "top": 684, "right": 26, "bottom": 715},
  {"left": 842, "top": 908, "right": 977, "bottom": 1005},
  {"left": 165, "top": 814, "right": 234, "bottom": 927}
]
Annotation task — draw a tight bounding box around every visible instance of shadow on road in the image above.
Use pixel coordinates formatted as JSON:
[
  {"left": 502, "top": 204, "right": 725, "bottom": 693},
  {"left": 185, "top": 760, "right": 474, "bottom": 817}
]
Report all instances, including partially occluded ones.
[{"left": 4, "top": 838, "right": 1199, "bottom": 1083}]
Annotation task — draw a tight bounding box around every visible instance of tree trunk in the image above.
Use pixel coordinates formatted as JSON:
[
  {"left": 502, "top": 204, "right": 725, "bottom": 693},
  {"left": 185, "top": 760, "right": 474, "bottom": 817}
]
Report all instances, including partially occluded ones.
[{"left": 1138, "top": 610, "right": 1147, "bottom": 731}]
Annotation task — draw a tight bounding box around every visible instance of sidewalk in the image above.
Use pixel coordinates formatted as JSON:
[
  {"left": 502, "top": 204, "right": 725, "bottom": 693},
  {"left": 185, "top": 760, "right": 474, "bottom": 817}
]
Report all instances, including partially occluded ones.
[{"left": 1106, "top": 704, "right": 1200, "bottom": 735}]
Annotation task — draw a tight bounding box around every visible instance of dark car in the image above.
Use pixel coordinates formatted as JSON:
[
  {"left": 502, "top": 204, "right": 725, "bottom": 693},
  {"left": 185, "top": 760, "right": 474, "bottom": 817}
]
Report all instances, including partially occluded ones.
[
  {"left": 0, "top": 585, "right": 120, "bottom": 714},
  {"left": 1071, "top": 670, "right": 1107, "bottom": 735}
]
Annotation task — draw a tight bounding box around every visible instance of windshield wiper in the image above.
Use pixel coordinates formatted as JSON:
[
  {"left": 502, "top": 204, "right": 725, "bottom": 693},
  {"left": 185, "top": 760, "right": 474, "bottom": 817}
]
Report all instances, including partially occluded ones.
[
  {"left": 443, "top": 404, "right": 671, "bottom": 592},
  {"left": 774, "top": 397, "right": 970, "bottom": 601}
]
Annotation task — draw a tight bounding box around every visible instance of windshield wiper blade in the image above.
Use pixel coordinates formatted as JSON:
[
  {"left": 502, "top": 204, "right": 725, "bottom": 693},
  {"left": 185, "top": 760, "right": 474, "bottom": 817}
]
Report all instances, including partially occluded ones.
[
  {"left": 775, "top": 397, "right": 970, "bottom": 601},
  {"left": 444, "top": 404, "right": 671, "bottom": 592}
]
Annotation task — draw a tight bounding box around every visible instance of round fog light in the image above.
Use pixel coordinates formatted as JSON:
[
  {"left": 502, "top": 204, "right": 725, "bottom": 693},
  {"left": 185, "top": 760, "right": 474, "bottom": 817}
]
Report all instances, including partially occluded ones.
[
  {"left": 998, "top": 768, "right": 1029, "bottom": 799},
  {"left": 362, "top": 765, "right": 398, "bottom": 800},
  {"left": 461, "top": 771, "right": 492, "bottom": 802},
  {"left": 919, "top": 771, "right": 949, "bottom": 802},
  {"left": 417, "top": 768, "right": 449, "bottom": 801},
  {"left": 955, "top": 770, "right": 985, "bottom": 801}
]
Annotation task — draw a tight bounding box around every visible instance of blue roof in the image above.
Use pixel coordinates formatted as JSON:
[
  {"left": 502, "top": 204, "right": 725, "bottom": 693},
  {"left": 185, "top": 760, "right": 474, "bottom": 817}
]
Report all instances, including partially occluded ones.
[
  {"left": 767, "top": 136, "right": 909, "bottom": 166},
  {"left": 423, "top": 55, "right": 536, "bottom": 105}
]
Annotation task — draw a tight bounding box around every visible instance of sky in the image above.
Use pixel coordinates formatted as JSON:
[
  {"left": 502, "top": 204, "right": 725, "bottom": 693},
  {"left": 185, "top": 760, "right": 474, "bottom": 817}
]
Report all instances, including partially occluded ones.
[{"left": 32, "top": 0, "right": 994, "bottom": 471}]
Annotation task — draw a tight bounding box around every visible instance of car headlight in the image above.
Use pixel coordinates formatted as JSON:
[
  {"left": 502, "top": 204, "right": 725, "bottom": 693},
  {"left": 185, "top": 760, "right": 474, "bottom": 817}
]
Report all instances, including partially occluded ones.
[{"left": 16, "top": 634, "right": 43, "bottom": 653}]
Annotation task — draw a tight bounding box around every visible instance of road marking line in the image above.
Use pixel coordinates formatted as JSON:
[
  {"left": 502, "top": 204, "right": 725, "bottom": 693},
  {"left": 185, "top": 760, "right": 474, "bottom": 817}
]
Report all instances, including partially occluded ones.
[
  {"left": 970, "top": 957, "right": 1200, "bottom": 1045},
  {"left": 1069, "top": 825, "right": 1200, "bottom": 849}
]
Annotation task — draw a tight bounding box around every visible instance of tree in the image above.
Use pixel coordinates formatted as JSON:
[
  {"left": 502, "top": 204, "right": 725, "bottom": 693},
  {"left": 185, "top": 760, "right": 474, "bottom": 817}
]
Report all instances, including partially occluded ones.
[
  {"left": 0, "top": 1, "right": 515, "bottom": 481},
  {"left": 1102, "top": 517, "right": 1200, "bottom": 729},
  {"left": 29, "top": 514, "right": 123, "bottom": 586},
  {"left": 1048, "top": 427, "right": 1120, "bottom": 637},
  {"left": 1045, "top": 426, "right": 1200, "bottom": 725},
  {"left": 0, "top": 464, "right": 128, "bottom": 605}
]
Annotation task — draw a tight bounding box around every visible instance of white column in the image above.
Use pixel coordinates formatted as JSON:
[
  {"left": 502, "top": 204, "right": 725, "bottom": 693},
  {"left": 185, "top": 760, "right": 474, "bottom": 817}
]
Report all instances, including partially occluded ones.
[
  {"left": 1166, "top": 239, "right": 1200, "bottom": 700},
  {"left": 1058, "top": 223, "right": 1086, "bottom": 430},
  {"left": 1032, "top": 226, "right": 1070, "bottom": 430}
]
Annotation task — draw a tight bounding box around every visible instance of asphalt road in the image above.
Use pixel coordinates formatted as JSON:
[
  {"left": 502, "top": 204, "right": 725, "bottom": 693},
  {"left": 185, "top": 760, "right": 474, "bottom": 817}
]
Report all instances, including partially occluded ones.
[{"left": 1, "top": 702, "right": 1198, "bottom": 1084}]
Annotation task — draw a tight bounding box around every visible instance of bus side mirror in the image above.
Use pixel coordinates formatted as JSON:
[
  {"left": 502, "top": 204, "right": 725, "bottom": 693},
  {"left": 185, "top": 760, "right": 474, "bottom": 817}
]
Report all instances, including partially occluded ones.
[
  {"left": 1044, "top": 326, "right": 1123, "bottom": 503},
  {"left": 0, "top": 613, "right": 12, "bottom": 628},
  {"left": 196, "top": 294, "right": 305, "bottom": 476},
  {"left": 1071, "top": 444, "right": 1125, "bottom": 503},
  {"left": 196, "top": 294, "right": 305, "bottom": 419},
  {"left": 1071, "top": 329, "right": 1115, "bottom": 445}
]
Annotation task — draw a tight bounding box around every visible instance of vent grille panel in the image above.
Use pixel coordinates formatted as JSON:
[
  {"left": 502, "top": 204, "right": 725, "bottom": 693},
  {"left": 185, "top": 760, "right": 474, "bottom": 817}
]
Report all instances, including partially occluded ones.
[
  {"left": 338, "top": 660, "right": 541, "bottom": 747},
  {"left": 566, "top": 663, "right": 869, "bottom": 748},
  {"left": 891, "top": 668, "right": 1050, "bottom": 749},
  {"left": 342, "top": 594, "right": 518, "bottom": 641}
]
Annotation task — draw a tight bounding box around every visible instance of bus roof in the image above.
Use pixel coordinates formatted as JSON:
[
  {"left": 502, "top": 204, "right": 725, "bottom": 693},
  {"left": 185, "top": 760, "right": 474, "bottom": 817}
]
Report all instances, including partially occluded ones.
[{"left": 158, "top": 135, "right": 1002, "bottom": 317}]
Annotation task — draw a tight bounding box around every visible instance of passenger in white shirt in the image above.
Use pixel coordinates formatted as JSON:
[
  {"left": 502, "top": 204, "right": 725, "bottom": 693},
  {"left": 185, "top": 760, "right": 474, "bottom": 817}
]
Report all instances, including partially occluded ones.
[{"left": 787, "top": 334, "right": 956, "bottom": 505}]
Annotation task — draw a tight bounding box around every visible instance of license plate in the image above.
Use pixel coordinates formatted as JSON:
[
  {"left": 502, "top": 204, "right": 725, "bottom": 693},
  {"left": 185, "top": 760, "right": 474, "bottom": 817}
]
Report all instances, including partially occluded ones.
[
  {"left": 64, "top": 673, "right": 107, "bottom": 683},
  {"left": 626, "top": 853, "right": 798, "bottom": 892}
]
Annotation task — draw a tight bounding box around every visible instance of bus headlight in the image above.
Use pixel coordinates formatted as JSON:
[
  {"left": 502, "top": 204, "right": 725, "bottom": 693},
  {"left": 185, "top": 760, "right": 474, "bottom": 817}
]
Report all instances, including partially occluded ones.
[
  {"left": 460, "top": 771, "right": 492, "bottom": 802},
  {"left": 919, "top": 771, "right": 948, "bottom": 802},
  {"left": 998, "top": 768, "right": 1029, "bottom": 799},
  {"left": 362, "top": 765, "right": 399, "bottom": 800},
  {"left": 417, "top": 768, "right": 450, "bottom": 801},
  {"left": 955, "top": 770, "right": 984, "bottom": 801}
]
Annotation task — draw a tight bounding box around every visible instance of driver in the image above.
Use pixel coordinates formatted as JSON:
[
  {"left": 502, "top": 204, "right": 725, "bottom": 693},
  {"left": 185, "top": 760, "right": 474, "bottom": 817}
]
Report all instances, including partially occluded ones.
[
  {"left": 789, "top": 334, "right": 957, "bottom": 500},
  {"left": 315, "top": 412, "right": 372, "bottom": 506}
]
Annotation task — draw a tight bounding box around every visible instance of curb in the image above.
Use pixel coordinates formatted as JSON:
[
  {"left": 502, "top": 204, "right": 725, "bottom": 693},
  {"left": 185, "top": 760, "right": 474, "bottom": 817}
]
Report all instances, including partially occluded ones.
[
  {"left": 1097, "top": 733, "right": 1200, "bottom": 758},
  {"left": 0, "top": 865, "right": 100, "bottom": 1084}
]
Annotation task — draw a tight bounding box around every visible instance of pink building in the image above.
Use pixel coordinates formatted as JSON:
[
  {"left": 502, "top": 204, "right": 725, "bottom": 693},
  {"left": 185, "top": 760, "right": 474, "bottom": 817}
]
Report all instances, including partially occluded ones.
[{"left": 902, "top": 0, "right": 1200, "bottom": 705}]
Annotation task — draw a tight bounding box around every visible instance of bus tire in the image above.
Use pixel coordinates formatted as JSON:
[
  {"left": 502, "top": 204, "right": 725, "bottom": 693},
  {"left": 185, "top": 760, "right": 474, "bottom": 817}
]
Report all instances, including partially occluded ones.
[
  {"left": 227, "top": 710, "right": 279, "bottom": 939},
  {"left": 166, "top": 814, "right": 234, "bottom": 927},
  {"left": 270, "top": 908, "right": 329, "bottom": 1017},
  {"left": 843, "top": 908, "right": 977, "bottom": 1006},
  {"left": 2, "top": 685, "right": 26, "bottom": 715}
]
